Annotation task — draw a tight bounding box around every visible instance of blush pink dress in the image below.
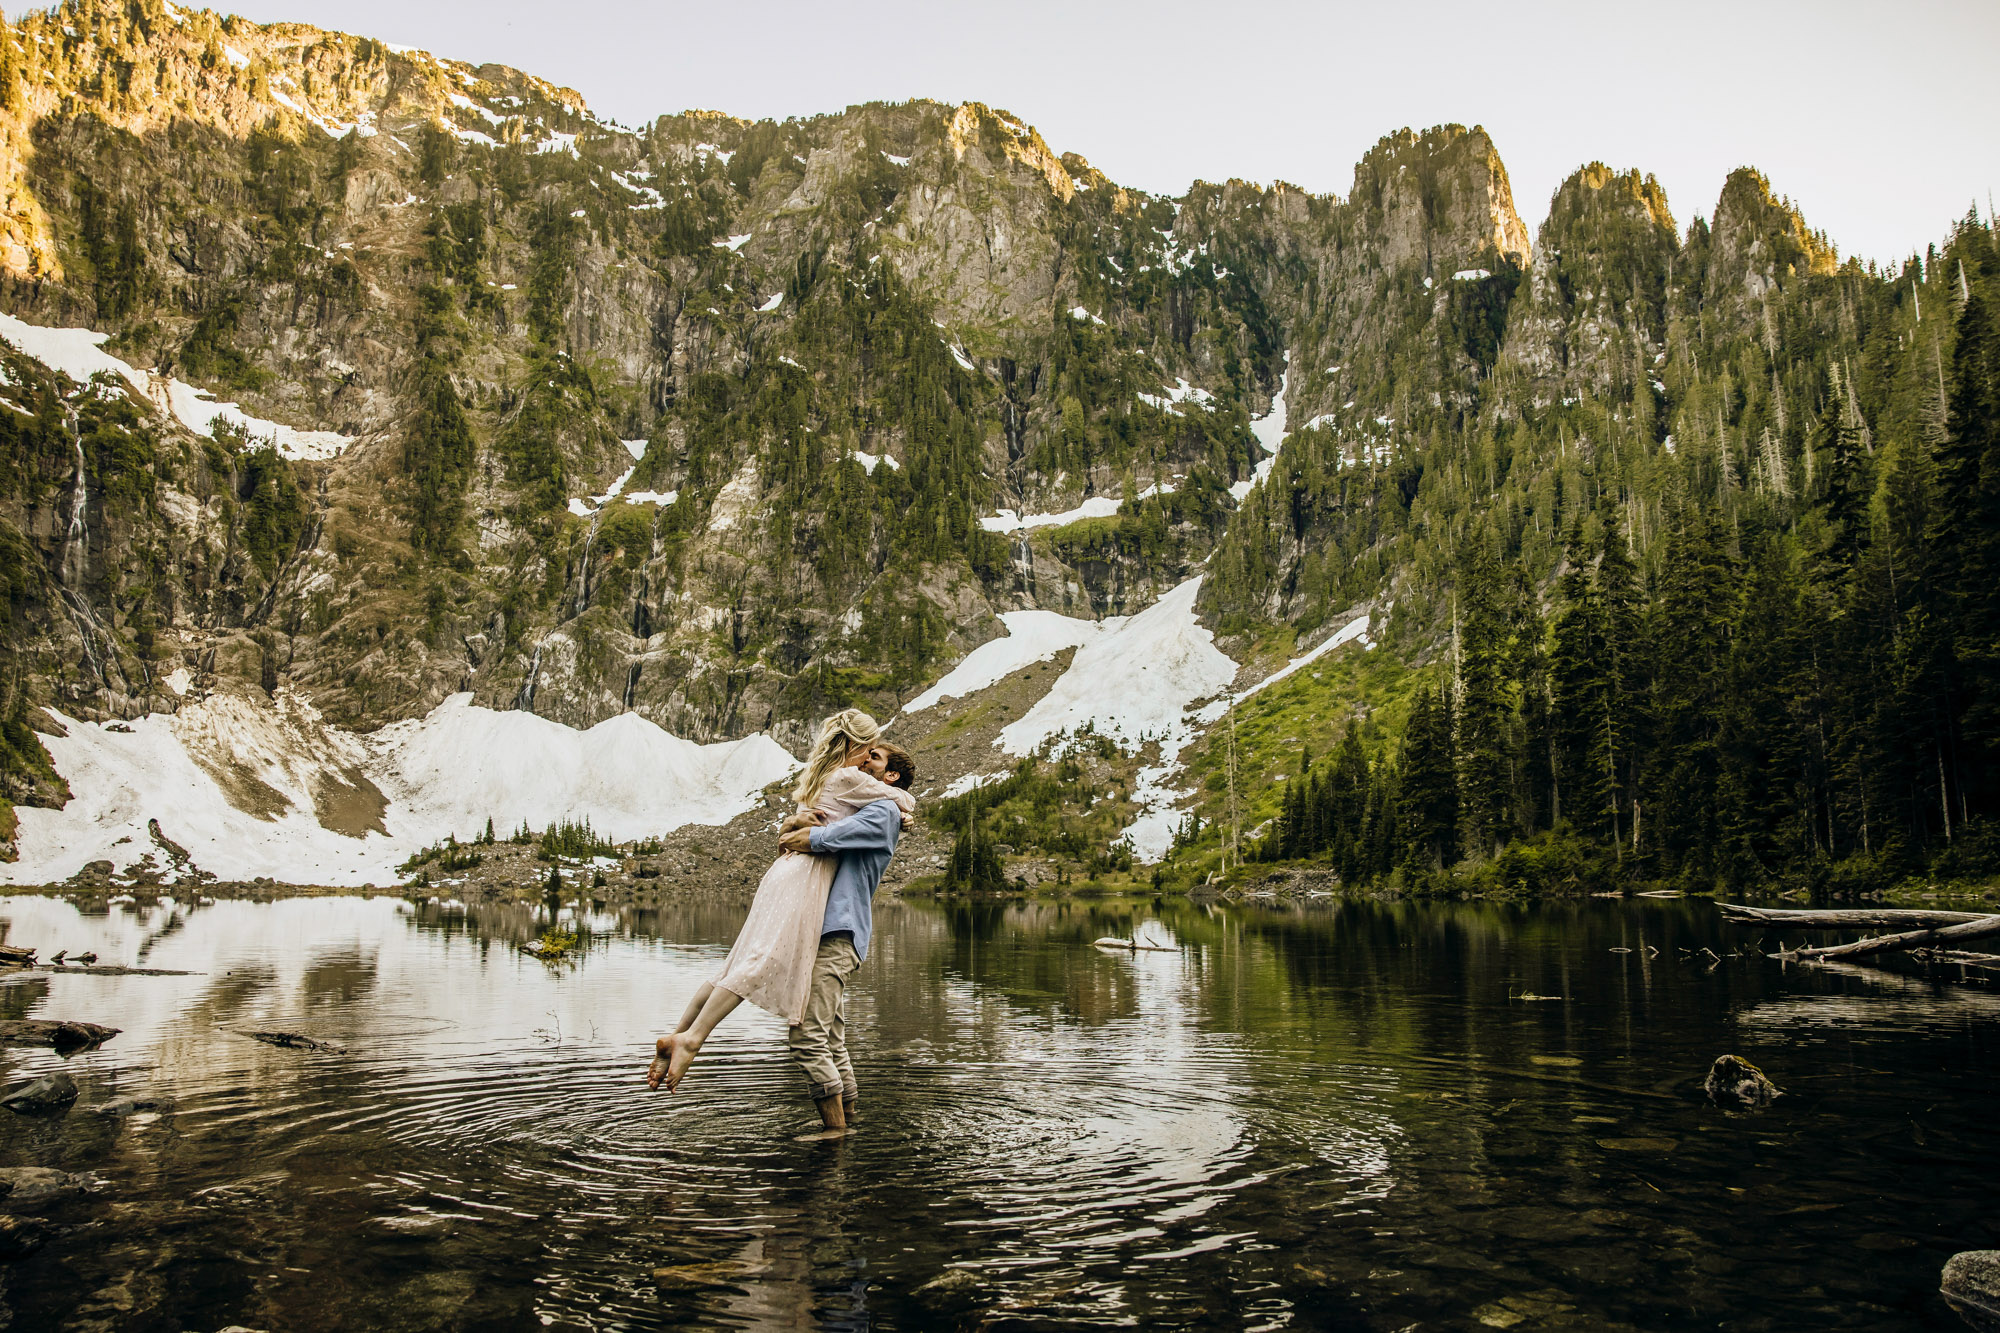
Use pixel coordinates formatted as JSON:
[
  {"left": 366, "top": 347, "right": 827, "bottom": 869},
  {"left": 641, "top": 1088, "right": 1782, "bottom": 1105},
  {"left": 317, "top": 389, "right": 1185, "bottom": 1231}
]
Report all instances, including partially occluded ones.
[{"left": 711, "top": 767, "right": 916, "bottom": 1025}]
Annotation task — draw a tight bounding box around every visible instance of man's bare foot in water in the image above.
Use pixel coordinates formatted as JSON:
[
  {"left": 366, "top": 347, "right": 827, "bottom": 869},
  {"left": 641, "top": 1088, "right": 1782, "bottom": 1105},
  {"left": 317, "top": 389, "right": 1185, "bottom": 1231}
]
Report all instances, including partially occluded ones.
[
  {"left": 794, "top": 1126, "right": 854, "bottom": 1142},
  {"left": 645, "top": 1032, "right": 701, "bottom": 1091}
]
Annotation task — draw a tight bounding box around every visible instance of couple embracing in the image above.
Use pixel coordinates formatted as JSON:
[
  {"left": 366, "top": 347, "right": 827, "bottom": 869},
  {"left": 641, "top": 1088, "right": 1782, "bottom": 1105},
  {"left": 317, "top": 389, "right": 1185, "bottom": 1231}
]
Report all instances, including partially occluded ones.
[{"left": 647, "top": 709, "right": 916, "bottom": 1134}]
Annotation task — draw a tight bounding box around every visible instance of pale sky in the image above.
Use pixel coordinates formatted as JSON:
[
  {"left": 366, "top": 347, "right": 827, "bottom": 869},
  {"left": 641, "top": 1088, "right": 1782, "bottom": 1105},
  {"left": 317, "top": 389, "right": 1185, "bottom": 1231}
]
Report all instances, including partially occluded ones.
[{"left": 238, "top": 0, "right": 1996, "bottom": 266}]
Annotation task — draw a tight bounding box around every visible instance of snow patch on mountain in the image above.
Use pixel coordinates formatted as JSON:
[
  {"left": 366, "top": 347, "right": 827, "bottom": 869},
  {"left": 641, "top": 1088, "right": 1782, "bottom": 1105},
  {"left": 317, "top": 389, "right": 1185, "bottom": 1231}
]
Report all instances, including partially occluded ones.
[
  {"left": 375, "top": 697, "right": 795, "bottom": 854},
  {"left": 2, "top": 694, "right": 797, "bottom": 887},
  {"left": 1137, "top": 377, "right": 1214, "bottom": 417},
  {"left": 1232, "top": 354, "right": 1289, "bottom": 501},
  {"left": 993, "top": 578, "right": 1238, "bottom": 861},
  {"left": 980, "top": 495, "right": 1122, "bottom": 532},
  {"left": 0, "top": 312, "right": 355, "bottom": 460},
  {"left": 903, "top": 610, "right": 1104, "bottom": 712},
  {"left": 447, "top": 91, "right": 502, "bottom": 125},
  {"left": 939, "top": 771, "right": 1008, "bottom": 799}
]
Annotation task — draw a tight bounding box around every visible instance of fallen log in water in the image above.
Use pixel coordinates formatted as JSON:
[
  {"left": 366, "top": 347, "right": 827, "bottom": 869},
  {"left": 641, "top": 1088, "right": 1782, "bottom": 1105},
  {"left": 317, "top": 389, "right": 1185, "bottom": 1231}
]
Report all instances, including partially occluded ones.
[
  {"left": 235, "top": 1030, "right": 346, "bottom": 1054},
  {"left": 0, "top": 1020, "right": 119, "bottom": 1053},
  {"left": 0, "top": 944, "right": 35, "bottom": 967},
  {"left": 31, "top": 964, "right": 197, "bottom": 976},
  {"left": 1912, "top": 949, "right": 2000, "bottom": 971},
  {"left": 1092, "top": 936, "right": 1177, "bottom": 952},
  {"left": 1784, "top": 914, "right": 2000, "bottom": 961},
  {"left": 1718, "top": 903, "right": 1988, "bottom": 929}
]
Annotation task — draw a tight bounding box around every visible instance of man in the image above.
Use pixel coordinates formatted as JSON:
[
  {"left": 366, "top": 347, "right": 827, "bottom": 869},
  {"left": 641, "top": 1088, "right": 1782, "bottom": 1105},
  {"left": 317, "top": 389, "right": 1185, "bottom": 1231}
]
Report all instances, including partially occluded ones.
[{"left": 776, "top": 740, "right": 915, "bottom": 1134}]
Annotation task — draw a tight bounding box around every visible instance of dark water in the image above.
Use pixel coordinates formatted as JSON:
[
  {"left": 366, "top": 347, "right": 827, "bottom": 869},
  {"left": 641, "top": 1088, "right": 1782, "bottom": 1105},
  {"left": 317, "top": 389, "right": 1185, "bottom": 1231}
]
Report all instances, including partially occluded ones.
[{"left": 0, "top": 892, "right": 1994, "bottom": 1332}]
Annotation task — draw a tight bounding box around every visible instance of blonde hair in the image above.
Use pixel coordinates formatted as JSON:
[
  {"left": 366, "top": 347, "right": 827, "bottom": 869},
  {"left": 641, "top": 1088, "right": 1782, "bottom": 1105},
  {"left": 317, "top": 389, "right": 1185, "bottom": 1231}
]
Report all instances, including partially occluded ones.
[{"left": 792, "top": 708, "right": 882, "bottom": 808}]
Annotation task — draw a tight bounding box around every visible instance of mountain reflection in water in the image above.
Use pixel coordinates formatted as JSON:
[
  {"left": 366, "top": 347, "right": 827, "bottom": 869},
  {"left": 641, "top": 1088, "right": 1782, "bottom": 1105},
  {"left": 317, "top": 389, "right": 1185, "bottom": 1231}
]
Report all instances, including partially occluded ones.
[{"left": 0, "top": 893, "right": 1993, "bottom": 1330}]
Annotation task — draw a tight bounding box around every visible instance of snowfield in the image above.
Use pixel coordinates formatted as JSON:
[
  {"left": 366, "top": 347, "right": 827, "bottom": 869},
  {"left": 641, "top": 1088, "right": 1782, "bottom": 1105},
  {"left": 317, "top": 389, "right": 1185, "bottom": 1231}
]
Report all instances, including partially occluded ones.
[
  {"left": 0, "top": 312, "right": 355, "bottom": 460},
  {"left": 986, "top": 578, "right": 1240, "bottom": 862},
  {"left": 1231, "top": 354, "right": 1289, "bottom": 502},
  {"left": 997, "top": 579, "right": 1235, "bottom": 759},
  {"left": 906, "top": 572, "right": 1375, "bottom": 862},
  {"left": 902, "top": 610, "right": 1105, "bottom": 712},
  {"left": 849, "top": 450, "right": 901, "bottom": 475},
  {"left": 980, "top": 496, "right": 1123, "bottom": 532},
  {"left": 895, "top": 580, "right": 1242, "bottom": 860},
  {"left": 4, "top": 693, "right": 797, "bottom": 887}
]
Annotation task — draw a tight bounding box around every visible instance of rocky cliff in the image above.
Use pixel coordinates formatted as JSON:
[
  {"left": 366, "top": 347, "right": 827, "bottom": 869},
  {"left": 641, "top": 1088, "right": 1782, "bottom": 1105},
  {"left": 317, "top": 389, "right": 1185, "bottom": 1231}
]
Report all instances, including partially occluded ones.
[{"left": 0, "top": 0, "right": 1970, "bottom": 879}]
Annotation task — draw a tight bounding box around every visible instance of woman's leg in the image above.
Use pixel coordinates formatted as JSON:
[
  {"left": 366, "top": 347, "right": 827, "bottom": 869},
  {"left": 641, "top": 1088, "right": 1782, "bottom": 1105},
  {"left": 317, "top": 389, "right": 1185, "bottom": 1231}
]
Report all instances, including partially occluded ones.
[
  {"left": 647, "top": 985, "right": 744, "bottom": 1091},
  {"left": 672, "top": 982, "right": 713, "bottom": 1034}
]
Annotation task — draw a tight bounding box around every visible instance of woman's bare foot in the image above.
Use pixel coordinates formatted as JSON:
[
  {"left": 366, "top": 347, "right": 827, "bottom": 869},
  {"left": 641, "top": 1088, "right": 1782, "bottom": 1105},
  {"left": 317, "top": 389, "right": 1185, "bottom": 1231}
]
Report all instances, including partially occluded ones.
[
  {"left": 647, "top": 1033, "right": 700, "bottom": 1091},
  {"left": 646, "top": 1038, "right": 673, "bottom": 1091},
  {"left": 666, "top": 1031, "right": 701, "bottom": 1089},
  {"left": 646, "top": 1031, "right": 702, "bottom": 1091}
]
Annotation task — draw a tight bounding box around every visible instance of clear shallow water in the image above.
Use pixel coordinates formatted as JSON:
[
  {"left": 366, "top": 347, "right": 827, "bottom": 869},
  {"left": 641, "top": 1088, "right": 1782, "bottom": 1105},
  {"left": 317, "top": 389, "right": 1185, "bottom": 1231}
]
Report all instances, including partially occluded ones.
[{"left": 0, "top": 893, "right": 1994, "bottom": 1332}]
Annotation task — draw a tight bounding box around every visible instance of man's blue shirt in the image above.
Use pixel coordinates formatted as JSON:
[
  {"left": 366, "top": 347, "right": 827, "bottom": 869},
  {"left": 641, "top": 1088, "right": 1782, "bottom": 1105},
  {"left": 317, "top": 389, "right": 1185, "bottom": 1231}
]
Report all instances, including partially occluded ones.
[{"left": 809, "top": 798, "right": 901, "bottom": 962}]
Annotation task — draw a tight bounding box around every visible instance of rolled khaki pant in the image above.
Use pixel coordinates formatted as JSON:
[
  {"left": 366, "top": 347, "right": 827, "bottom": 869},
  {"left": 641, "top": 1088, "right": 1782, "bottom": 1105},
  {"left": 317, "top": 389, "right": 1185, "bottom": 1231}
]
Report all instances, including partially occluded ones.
[{"left": 787, "top": 934, "right": 860, "bottom": 1102}]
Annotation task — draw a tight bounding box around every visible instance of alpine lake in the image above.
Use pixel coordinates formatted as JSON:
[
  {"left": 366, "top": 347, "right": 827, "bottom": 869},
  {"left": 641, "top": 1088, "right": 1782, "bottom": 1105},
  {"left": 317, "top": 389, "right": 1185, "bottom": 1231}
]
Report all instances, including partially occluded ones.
[{"left": 0, "top": 889, "right": 1994, "bottom": 1332}]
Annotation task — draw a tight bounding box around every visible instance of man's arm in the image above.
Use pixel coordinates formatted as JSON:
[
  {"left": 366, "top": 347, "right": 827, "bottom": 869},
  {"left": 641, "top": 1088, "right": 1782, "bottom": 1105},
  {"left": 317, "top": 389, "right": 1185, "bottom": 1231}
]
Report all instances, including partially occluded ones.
[{"left": 808, "top": 799, "right": 902, "bottom": 855}]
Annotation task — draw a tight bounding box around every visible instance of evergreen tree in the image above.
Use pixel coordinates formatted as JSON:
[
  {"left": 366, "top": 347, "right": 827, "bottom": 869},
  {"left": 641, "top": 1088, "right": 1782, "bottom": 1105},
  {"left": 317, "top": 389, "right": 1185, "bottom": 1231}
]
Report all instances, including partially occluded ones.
[
  {"left": 403, "top": 372, "right": 474, "bottom": 557},
  {"left": 944, "top": 825, "right": 1006, "bottom": 892},
  {"left": 1645, "top": 504, "right": 1737, "bottom": 880},
  {"left": 1327, "top": 721, "right": 1370, "bottom": 880},
  {"left": 1453, "top": 551, "right": 1515, "bottom": 860},
  {"left": 1931, "top": 257, "right": 2000, "bottom": 824},
  {"left": 1547, "top": 522, "right": 1609, "bottom": 835},
  {"left": 1399, "top": 684, "right": 1458, "bottom": 873}
]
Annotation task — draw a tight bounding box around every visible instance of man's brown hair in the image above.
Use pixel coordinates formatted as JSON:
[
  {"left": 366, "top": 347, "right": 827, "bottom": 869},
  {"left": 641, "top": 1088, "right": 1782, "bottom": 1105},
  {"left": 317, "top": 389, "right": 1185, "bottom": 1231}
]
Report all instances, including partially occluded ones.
[{"left": 878, "top": 743, "right": 915, "bottom": 790}]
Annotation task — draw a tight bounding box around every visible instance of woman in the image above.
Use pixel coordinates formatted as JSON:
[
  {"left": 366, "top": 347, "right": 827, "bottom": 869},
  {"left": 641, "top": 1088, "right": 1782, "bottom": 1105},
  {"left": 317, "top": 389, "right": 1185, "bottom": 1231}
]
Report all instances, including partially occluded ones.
[{"left": 646, "top": 708, "right": 914, "bottom": 1093}]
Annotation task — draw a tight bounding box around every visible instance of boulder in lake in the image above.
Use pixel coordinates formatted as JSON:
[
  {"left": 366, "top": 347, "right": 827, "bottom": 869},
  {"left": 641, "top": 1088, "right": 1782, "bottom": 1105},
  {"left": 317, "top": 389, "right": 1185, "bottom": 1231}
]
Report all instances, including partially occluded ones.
[
  {"left": 915, "top": 1268, "right": 982, "bottom": 1301},
  {"left": 1704, "top": 1054, "right": 1780, "bottom": 1107},
  {"left": 0, "top": 1019, "right": 120, "bottom": 1053},
  {"left": 0, "top": 1072, "right": 78, "bottom": 1116},
  {"left": 0, "top": 1167, "right": 80, "bottom": 1209},
  {"left": 1944, "top": 1251, "right": 2000, "bottom": 1332}
]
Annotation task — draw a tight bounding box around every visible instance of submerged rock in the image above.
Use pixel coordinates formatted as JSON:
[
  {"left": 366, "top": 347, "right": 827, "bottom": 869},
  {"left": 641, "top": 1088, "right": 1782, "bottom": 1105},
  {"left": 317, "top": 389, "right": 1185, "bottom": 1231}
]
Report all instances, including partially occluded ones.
[
  {"left": 650, "top": 1261, "right": 757, "bottom": 1291},
  {"left": 1704, "top": 1054, "right": 1781, "bottom": 1107},
  {"left": 1944, "top": 1251, "right": 2000, "bottom": 1332},
  {"left": 0, "top": 1167, "right": 80, "bottom": 1209},
  {"left": 915, "top": 1269, "right": 982, "bottom": 1298},
  {"left": 0, "top": 1072, "right": 78, "bottom": 1115},
  {"left": 0, "top": 1214, "right": 46, "bottom": 1259},
  {"left": 88, "top": 1094, "right": 171, "bottom": 1118}
]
